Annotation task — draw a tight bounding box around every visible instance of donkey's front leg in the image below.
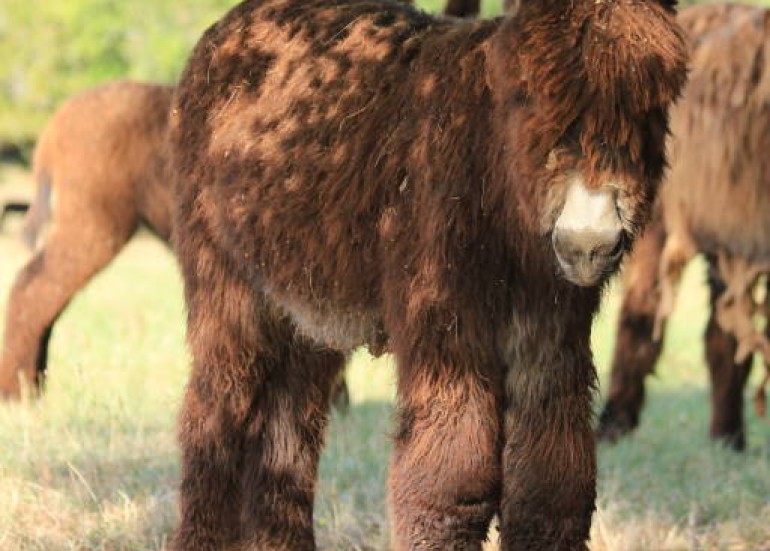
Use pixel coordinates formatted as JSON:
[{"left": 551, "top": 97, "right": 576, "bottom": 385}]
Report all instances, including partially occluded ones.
[
  {"left": 387, "top": 341, "right": 503, "bottom": 550},
  {"left": 499, "top": 311, "right": 597, "bottom": 550}
]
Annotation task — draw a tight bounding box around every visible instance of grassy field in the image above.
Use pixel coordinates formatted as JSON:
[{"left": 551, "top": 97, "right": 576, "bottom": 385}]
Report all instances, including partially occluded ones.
[{"left": 1, "top": 172, "right": 770, "bottom": 548}]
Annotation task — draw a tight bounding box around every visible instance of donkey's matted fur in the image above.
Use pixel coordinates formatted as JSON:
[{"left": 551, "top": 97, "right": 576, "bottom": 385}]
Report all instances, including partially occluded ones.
[
  {"left": 170, "top": 0, "right": 687, "bottom": 548},
  {"left": 597, "top": 3, "right": 770, "bottom": 451},
  {"left": 0, "top": 81, "right": 174, "bottom": 398}
]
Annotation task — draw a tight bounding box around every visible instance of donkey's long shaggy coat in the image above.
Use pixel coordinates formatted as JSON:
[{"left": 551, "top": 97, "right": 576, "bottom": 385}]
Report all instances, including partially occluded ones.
[
  {"left": 170, "top": 0, "right": 687, "bottom": 548},
  {"left": 598, "top": 3, "right": 770, "bottom": 450},
  {"left": 0, "top": 81, "right": 174, "bottom": 398}
]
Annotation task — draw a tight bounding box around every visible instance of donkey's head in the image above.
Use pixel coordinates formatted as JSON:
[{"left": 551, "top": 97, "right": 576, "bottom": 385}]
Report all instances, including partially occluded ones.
[{"left": 486, "top": 0, "right": 688, "bottom": 286}]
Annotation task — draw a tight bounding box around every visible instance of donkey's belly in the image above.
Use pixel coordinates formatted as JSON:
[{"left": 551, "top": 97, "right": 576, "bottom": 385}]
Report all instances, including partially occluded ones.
[{"left": 266, "top": 286, "right": 387, "bottom": 353}]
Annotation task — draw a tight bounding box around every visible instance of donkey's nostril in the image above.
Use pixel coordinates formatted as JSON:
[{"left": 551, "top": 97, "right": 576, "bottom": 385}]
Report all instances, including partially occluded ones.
[
  {"left": 552, "top": 231, "right": 582, "bottom": 264},
  {"left": 607, "top": 233, "right": 625, "bottom": 258},
  {"left": 553, "top": 228, "right": 622, "bottom": 263},
  {"left": 588, "top": 232, "right": 625, "bottom": 261}
]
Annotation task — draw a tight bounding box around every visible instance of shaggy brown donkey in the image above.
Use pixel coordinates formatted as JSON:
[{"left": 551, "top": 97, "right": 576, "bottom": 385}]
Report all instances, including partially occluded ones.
[
  {"left": 0, "top": 80, "right": 175, "bottom": 398},
  {"left": 597, "top": 3, "right": 770, "bottom": 451},
  {"left": 170, "top": 0, "right": 687, "bottom": 548}
]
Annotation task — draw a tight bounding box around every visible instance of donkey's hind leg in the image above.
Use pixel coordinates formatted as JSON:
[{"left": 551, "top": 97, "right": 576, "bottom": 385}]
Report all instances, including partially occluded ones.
[
  {"left": 0, "top": 214, "right": 135, "bottom": 399},
  {"left": 704, "top": 258, "right": 754, "bottom": 451}
]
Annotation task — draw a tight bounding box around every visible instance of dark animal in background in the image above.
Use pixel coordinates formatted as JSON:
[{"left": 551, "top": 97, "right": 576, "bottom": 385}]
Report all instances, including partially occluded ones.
[
  {"left": 597, "top": 3, "right": 770, "bottom": 451},
  {"left": 444, "top": 0, "right": 480, "bottom": 18},
  {"left": 0, "top": 141, "right": 32, "bottom": 233},
  {"left": 0, "top": 81, "right": 175, "bottom": 399},
  {"left": 443, "top": 0, "right": 516, "bottom": 19},
  {"left": 0, "top": 140, "right": 31, "bottom": 166},
  {"left": 0, "top": 200, "right": 29, "bottom": 232},
  {"left": 170, "top": 0, "right": 686, "bottom": 548}
]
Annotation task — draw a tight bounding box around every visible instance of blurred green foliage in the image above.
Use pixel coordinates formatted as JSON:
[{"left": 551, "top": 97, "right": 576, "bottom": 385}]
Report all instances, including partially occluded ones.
[{"left": 0, "top": 0, "right": 242, "bottom": 142}]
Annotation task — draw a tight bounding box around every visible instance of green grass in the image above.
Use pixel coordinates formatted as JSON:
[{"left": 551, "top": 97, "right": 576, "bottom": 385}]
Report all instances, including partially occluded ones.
[{"left": 1, "top": 173, "right": 770, "bottom": 548}]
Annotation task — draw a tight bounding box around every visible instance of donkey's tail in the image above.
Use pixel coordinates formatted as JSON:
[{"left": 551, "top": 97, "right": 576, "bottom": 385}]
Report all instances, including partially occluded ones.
[{"left": 21, "top": 170, "right": 52, "bottom": 249}]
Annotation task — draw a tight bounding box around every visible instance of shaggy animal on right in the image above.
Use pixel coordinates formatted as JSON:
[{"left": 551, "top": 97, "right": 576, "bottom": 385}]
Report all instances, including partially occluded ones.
[
  {"left": 169, "top": 0, "right": 687, "bottom": 548},
  {"left": 597, "top": 3, "right": 770, "bottom": 451}
]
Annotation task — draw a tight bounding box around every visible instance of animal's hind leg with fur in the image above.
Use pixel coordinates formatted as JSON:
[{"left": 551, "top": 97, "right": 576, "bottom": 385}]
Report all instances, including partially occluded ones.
[
  {"left": 172, "top": 244, "right": 343, "bottom": 551},
  {"left": 704, "top": 258, "right": 754, "bottom": 451},
  {"left": 597, "top": 221, "right": 667, "bottom": 442},
  {"left": 0, "top": 214, "right": 135, "bottom": 399}
]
